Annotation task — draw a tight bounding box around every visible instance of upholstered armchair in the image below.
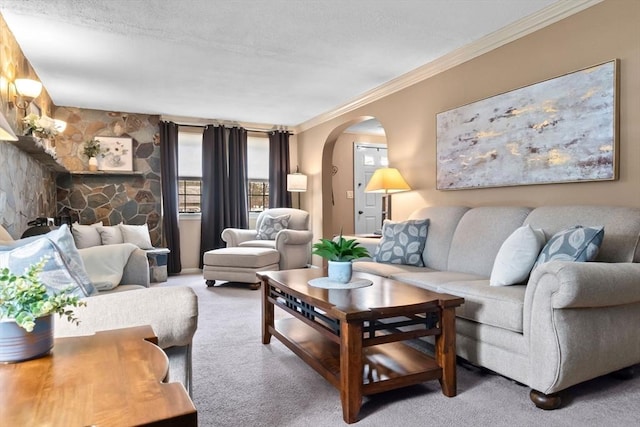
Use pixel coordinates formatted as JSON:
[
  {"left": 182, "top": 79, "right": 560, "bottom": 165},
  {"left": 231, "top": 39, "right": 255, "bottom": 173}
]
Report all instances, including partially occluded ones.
[{"left": 221, "top": 208, "right": 313, "bottom": 270}]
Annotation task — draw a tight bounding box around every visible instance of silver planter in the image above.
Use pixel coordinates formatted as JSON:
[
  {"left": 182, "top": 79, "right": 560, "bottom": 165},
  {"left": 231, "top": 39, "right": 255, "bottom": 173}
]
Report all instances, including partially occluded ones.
[{"left": 0, "top": 314, "right": 54, "bottom": 363}]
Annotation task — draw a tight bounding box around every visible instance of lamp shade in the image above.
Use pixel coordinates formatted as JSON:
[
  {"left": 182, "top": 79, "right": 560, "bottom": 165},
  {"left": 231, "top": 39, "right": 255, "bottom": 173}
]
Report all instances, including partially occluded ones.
[
  {"left": 287, "top": 173, "right": 308, "bottom": 192},
  {"left": 0, "top": 111, "right": 18, "bottom": 141},
  {"left": 364, "top": 167, "right": 411, "bottom": 193},
  {"left": 14, "top": 78, "right": 43, "bottom": 99}
]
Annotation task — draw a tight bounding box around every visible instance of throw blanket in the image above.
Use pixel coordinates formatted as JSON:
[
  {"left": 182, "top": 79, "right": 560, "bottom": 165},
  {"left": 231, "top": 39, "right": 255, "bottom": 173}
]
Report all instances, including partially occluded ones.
[{"left": 80, "top": 243, "right": 138, "bottom": 291}]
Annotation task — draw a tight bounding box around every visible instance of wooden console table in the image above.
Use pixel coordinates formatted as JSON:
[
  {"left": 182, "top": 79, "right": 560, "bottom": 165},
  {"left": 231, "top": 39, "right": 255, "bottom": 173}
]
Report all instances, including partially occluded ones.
[{"left": 0, "top": 325, "right": 196, "bottom": 426}]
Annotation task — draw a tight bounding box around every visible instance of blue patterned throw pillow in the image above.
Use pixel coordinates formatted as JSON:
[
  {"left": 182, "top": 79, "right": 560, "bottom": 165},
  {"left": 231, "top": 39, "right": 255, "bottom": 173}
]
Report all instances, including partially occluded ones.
[
  {"left": 373, "top": 219, "right": 429, "bottom": 266},
  {"left": 256, "top": 214, "right": 290, "bottom": 240},
  {"left": 533, "top": 225, "right": 604, "bottom": 270}
]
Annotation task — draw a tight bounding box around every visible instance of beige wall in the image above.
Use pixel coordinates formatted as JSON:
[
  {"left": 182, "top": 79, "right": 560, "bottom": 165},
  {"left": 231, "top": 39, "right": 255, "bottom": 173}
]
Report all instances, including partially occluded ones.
[
  {"left": 331, "top": 132, "right": 386, "bottom": 235},
  {"left": 297, "top": 0, "right": 640, "bottom": 263}
]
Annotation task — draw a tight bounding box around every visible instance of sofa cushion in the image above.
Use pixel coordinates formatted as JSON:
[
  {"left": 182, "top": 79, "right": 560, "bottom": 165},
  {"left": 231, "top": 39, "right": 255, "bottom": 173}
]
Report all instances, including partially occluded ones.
[
  {"left": 79, "top": 243, "right": 138, "bottom": 291},
  {"left": 97, "top": 224, "right": 124, "bottom": 245},
  {"left": 390, "top": 271, "right": 487, "bottom": 293},
  {"left": 533, "top": 225, "right": 604, "bottom": 270},
  {"left": 524, "top": 205, "right": 640, "bottom": 263},
  {"left": 436, "top": 280, "right": 527, "bottom": 333},
  {"left": 119, "top": 224, "right": 153, "bottom": 249},
  {"left": 408, "top": 206, "right": 470, "bottom": 271},
  {"left": 256, "top": 214, "right": 290, "bottom": 240},
  {"left": 490, "top": 225, "right": 545, "bottom": 286},
  {"left": 372, "top": 219, "right": 429, "bottom": 266},
  {"left": 0, "top": 225, "right": 97, "bottom": 297},
  {"left": 353, "top": 260, "right": 433, "bottom": 278},
  {"left": 71, "top": 222, "right": 103, "bottom": 249},
  {"left": 447, "top": 207, "right": 532, "bottom": 277}
]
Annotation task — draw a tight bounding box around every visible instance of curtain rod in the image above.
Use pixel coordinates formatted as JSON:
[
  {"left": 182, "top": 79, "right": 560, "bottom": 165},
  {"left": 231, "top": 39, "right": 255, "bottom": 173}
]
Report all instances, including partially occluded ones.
[{"left": 173, "top": 123, "right": 291, "bottom": 134}]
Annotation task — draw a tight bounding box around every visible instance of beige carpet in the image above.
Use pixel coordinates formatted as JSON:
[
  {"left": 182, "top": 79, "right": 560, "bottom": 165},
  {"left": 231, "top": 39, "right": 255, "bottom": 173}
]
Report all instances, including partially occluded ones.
[{"left": 160, "top": 273, "right": 640, "bottom": 427}]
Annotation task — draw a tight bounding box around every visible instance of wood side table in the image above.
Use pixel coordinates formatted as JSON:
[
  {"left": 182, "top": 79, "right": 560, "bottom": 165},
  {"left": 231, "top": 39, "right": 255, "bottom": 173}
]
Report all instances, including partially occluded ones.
[{"left": 0, "top": 325, "right": 196, "bottom": 426}]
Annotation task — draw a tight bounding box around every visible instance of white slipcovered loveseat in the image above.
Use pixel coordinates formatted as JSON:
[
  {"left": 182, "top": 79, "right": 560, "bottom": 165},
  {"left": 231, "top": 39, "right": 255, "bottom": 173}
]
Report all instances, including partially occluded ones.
[{"left": 351, "top": 205, "right": 640, "bottom": 409}]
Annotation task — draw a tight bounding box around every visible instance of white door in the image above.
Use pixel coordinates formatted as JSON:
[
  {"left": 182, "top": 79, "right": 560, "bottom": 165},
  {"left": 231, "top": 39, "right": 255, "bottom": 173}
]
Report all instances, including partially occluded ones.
[{"left": 354, "top": 144, "right": 387, "bottom": 234}]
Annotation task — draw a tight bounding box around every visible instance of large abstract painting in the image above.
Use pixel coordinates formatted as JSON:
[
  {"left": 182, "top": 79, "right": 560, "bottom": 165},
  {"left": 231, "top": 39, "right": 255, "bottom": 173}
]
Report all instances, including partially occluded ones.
[{"left": 436, "top": 60, "right": 618, "bottom": 190}]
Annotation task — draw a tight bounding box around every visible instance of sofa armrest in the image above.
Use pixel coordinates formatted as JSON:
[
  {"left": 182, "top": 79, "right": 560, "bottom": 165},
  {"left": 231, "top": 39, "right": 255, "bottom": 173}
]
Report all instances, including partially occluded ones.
[
  {"left": 523, "top": 261, "right": 640, "bottom": 394},
  {"left": 54, "top": 286, "right": 198, "bottom": 349},
  {"left": 121, "top": 247, "right": 151, "bottom": 287},
  {"left": 526, "top": 261, "right": 640, "bottom": 310},
  {"left": 221, "top": 228, "right": 258, "bottom": 246}
]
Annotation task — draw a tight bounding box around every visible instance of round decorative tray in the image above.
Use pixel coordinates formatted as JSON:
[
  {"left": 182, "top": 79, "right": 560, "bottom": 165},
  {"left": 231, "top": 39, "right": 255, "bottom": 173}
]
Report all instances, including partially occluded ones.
[{"left": 308, "top": 277, "right": 373, "bottom": 289}]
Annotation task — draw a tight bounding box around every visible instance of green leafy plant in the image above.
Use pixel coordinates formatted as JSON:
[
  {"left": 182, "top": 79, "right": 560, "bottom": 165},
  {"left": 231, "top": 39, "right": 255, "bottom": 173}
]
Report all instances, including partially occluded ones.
[
  {"left": 0, "top": 258, "right": 85, "bottom": 332},
  {"left": 83, "top": 138, "right": 102, "bottom": 158},
  {"left": 312, "top": 233, "right": 370, "bottom": 262}
]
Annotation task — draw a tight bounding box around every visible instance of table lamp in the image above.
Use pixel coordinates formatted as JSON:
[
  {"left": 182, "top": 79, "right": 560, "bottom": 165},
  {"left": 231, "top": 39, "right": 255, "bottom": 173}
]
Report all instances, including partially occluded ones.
[{"left": 364, "top": 167, "right": 411, "bottom": 223}]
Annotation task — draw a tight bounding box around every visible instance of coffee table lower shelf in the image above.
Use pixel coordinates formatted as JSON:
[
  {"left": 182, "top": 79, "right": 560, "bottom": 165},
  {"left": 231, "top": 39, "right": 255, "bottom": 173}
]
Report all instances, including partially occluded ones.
[{"left": 272, "top": 318, "right": 442, "bottom": 396}]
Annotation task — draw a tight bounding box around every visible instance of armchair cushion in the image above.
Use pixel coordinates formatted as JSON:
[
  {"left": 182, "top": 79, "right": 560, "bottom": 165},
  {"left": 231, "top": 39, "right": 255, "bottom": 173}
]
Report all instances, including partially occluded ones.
[{"left": 256, "top": 214, "right": 290, "bottom": 240}]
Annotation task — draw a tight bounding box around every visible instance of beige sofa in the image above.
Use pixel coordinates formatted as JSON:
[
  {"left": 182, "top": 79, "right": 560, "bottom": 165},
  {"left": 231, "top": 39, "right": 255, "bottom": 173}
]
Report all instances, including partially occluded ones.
[
  {"left": 0, "top": 225, "right": 198, "bottom": 395},
  {"left": 352, "top": 205, "right": 640, "bottom": 408}
]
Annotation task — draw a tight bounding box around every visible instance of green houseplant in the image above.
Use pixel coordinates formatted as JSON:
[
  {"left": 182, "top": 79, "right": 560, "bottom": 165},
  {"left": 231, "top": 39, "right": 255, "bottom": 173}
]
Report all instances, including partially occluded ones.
[
  {"left": 0, "top": 258, "right": 85, "bottom": 362},
  {"left": 83, "top": 138, "right": 102, "bottom": 171},
  {"left": 312, "top": 233, "right": 370, "bottom": 283}
]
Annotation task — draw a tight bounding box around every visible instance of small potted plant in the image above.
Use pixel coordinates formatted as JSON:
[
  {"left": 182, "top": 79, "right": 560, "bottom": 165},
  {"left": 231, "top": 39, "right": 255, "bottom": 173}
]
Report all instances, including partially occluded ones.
[
  {"left": 83, "top": 138, "right": 102, "bottom": 171},
  {"left": 312, "top": 233, "right": 370, "bottom": 283},
  {"left": 0, "top": 258, "right": 85, "bottom": 362}
]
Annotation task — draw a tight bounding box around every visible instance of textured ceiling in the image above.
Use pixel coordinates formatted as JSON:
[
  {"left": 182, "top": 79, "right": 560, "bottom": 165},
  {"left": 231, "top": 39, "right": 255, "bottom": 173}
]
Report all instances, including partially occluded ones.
[{"left": 1, "top": 0, "right": 563, "bottom": 128}]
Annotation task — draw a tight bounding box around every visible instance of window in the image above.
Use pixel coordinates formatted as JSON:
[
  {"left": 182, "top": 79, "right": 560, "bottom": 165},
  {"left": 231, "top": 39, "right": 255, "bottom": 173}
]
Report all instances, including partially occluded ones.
[
  {"left": 247, "top": 136, "right": 270, "bottom": 212},
  {"left": 176, "top": 130, "right": 270, "bottom": 214},
  {"left": 248, "top": 180, "right": 269, "bottom": 212},
  {"left": 178, "top": 128, "right": 204, "bottom": 213},
  {"left": 178, "top": 178, "right": 202, "bottom": 213}
]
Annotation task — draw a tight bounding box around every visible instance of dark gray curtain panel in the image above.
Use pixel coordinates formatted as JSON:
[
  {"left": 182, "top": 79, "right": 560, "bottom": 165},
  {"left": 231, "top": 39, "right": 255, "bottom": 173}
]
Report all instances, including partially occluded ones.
[
  {"left": 200, "top": 125, "right": 228, "bottom": 266},
  {"left": 268, "top": 130, "right": 291, "bottom": 208},
  {"left": 159, "top": 121, "right": 182, "bottom": 275},
  {"left": 228, "top": 127, "right": 249, "bottom": 229}
]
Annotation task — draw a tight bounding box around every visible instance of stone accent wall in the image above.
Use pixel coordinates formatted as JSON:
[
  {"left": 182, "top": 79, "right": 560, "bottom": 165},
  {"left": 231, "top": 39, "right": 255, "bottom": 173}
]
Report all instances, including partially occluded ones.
[
  {"left": 0, "top": 15, "right": 57, "bottom": 238},
  {"left": 54, "top": 108, "right": 163, "bottom": 247}
]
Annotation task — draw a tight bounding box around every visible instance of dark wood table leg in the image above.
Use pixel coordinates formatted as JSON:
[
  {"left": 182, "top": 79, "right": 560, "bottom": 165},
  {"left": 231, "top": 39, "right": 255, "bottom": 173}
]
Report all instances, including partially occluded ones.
[
  {"left": 340, "top": 320, "right": 363, "bottom": 424},
  {"left": 261, "top": 278, "right": 273, "bottom": 344},
  {"left": 436, "top": 306, "right": 457, "bottom": 397}
]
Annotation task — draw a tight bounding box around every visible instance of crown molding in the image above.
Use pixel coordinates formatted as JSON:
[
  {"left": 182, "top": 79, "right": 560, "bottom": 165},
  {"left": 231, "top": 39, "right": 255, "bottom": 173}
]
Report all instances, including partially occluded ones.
[{"left": 294, "top": 0, "right": 603, "bottom": 134}]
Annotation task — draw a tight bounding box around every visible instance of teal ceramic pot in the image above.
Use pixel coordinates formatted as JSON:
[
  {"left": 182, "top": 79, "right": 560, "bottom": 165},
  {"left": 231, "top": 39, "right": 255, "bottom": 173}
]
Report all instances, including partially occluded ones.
[
  {"left": 328, "top": 261, "right": 352, "bottom": 283},
  {"left": 0, "top": 314, "right": 54, "bottom": 363}
]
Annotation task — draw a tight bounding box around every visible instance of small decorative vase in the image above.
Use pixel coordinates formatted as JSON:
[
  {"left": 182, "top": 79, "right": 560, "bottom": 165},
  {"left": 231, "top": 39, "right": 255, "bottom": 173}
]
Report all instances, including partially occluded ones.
[
  {"left": 0, "top": 314, "right": 54, "bottom": 363},
  {"left": 328, "top": 261, "right": 352, "bottom": 283},
  {"left": 88, "top": 156, "right": 98, "bottom": 171}
]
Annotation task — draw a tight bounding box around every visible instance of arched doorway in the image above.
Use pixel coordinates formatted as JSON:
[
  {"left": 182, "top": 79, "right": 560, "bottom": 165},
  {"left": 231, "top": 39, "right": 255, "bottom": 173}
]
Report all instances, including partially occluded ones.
[{"left": 320, "top": 117, "right": 387, "bottom": 238}]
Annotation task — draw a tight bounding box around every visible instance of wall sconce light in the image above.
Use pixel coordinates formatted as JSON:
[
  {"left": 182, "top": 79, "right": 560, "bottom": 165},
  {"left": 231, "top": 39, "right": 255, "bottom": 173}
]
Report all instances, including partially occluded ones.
[
  {"left": 364, "top": 167, "right": 411, "bottom": 223},
  {"left": 0, "top": 111, "right": 19, "bottom": 141},
  {"left": 12, "top": 78, "right": 43, "bottom": 110},
  {"left": 287, "top": 167, "right": 307, "bottom": 208}
]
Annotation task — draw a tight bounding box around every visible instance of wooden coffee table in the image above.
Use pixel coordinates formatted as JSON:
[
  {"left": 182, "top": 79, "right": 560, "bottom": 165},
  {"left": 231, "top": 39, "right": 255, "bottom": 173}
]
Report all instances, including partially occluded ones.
[
  {"left": 0, "top": 325, "right": 196, "bottom": 426},
  {"left": 258, "top": 269, "right": 464, "bottom": 424}
]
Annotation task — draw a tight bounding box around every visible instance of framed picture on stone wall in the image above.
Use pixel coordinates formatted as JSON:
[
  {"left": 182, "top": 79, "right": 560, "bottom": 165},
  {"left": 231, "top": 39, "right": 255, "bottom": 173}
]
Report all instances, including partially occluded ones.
[
  {"left": 95, "top": 136, "right": 133, "bottom": 171},
  {"left": 436, "top": 60, "right": 618, "bottom": 190}
]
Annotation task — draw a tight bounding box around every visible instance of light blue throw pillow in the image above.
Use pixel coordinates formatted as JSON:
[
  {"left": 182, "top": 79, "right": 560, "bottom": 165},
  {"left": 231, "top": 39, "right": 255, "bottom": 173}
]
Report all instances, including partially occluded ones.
[
  {"left": 0, "top": 225, "right": 97, "bottom": 297},
  {"left": 533, "top": 225, "right": 604, "bottom": 270},
  {"left": 373, "top": 219, "right": 429, "bottom": 266}
]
